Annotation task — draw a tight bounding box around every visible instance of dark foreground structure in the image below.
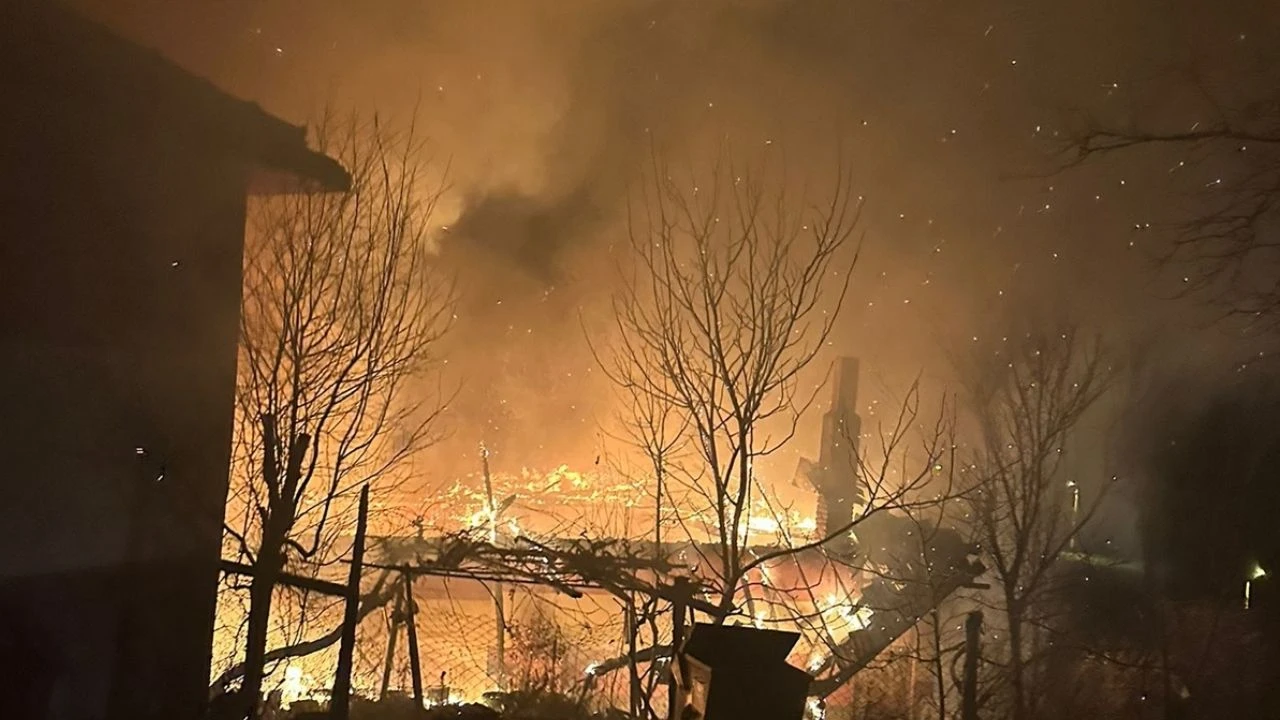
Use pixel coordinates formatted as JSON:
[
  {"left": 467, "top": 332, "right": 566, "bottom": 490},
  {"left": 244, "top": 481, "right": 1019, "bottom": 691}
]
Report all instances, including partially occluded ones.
[
  {"left": 673, "top": 624, "right": 811, "bottom": 720},
  {"left": 0, "top": 3, "right": 348, "bottom": 718}
]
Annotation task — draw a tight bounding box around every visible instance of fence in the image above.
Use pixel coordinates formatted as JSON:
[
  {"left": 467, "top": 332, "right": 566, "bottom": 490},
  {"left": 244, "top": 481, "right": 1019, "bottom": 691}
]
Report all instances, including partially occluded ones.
[{"left": 210, "top": 570, "right": 647, "bottom": 712}]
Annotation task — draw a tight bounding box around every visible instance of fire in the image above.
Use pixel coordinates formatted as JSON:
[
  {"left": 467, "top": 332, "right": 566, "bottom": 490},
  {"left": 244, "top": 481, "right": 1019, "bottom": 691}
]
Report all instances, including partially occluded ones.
[
  {"left": 464, "top": 506, "right": 495, "bottom": 530},
  {"left": 744, "top": 512, "right": 819, "bottom": 542},
  {"left": 422, "top": 464, "right": 822, "bottom": 544},
  {"left": 280, "top": 665, "right": 318, "bottom": 707},
  {"left": 212, "top": 464, "right": 865, "bottom": 710}
]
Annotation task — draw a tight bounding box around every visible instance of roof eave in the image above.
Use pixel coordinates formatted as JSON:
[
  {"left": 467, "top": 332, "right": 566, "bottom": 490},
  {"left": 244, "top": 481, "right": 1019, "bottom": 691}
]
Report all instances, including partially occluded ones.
[
  {"left": 247, "top": 150, "right": 351, "bottom": 195},
  {"left": 243, "top": 115, "right": 351, "bottom": 195}
]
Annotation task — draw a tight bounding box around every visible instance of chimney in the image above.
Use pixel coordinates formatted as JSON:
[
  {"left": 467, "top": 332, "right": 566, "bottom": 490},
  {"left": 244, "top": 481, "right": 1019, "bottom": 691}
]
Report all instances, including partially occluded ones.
[{"left": 802, "top": 357, "right": 864, "bottom": 539}]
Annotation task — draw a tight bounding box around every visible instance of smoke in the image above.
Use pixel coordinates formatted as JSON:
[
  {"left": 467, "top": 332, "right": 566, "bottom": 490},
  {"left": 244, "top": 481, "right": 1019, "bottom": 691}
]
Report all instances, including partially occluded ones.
[
  {"left": 446, "top": 187, "right": 601, "bottom": 285},
  {"left": 438, "top": 0, "right": 721, "bottom": 286},
  {"left": 77, "top": 0, "right": 1280, "bottom": 492}
]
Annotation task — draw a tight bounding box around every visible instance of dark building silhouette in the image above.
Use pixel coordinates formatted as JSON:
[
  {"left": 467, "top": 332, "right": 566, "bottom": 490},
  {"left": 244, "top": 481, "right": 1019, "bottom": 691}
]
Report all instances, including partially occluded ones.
[{"left": 0, "top": 3, "right": 348, "bottom": 719}]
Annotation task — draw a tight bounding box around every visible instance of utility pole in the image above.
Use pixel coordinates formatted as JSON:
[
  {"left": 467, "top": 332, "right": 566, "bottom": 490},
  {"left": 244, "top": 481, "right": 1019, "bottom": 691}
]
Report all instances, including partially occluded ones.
[{"left": 481, "top": 442, "right": 506, "bottom": 690}]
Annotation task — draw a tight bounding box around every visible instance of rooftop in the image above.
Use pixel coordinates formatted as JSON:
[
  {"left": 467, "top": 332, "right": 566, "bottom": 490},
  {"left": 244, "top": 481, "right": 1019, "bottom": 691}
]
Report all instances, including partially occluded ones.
[{"left": 2, "top": 0, "right": 350, "bottom": 194}]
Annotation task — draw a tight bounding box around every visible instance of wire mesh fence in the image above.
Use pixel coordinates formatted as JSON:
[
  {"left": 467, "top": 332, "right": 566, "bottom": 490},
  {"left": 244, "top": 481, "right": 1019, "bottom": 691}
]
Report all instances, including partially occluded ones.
[
  {"left": 208, "top": 527, "right": 969, "bottom": 720},
  {"left": 210, "top": 569, "right": 656, "bottom": 712}
]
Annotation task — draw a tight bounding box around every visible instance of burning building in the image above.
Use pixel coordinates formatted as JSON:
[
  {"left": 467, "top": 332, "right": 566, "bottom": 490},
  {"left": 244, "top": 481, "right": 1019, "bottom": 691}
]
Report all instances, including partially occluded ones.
[
  {"left": 207, "top": 358, "right": 980, "bottom": 716},
  {"left": 796, "top": 357, "right": 865, "bottom": 540},
  {"left": 0, "top": 3, "right": 347, "bottom": 718}
]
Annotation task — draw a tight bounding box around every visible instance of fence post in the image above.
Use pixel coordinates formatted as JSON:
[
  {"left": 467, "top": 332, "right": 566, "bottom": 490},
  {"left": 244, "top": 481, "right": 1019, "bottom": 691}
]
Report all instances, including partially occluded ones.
[
  {"left": 404, "top": 571, "right": 426, "bottom": 713},
  {"left": 379, "top": 583, "right": 402, "bottom": 700}
]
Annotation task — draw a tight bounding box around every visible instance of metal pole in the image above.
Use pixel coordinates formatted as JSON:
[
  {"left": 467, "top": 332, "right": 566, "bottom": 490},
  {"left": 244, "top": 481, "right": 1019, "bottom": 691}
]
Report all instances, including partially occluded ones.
[
  {"left": 961, "top": 611, "right": 982, "bottom": 720},
  {"left": 404, "top": 574, "right": 425, "bottom": 712},
  {"left": 331, "top": 485, "right": 370, "bottom": 720}
]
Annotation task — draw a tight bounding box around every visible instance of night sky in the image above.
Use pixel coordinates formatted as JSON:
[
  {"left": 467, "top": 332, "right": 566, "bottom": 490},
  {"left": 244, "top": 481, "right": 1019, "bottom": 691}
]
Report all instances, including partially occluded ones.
[{"left": 74, "top": 0, "right": 1280, "bottom": 549}]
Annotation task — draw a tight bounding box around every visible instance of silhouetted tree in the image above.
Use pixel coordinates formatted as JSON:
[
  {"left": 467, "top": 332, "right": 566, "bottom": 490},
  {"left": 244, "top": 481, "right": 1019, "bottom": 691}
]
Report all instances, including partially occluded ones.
[
  {"left": 222, "top": 116, "right": 454, "bottom": 714},
  {"left": 961, "top": 322, "right": 1113, "bottom": 720},
  {"left": 592, "top": 149, "right": 969, "bottom": 715},
  {"left": 1059, "top": 42, "right": 1280, "bottom": 325},
  {"left": 597, "top": 149, "right": 864, "bottom": 613}
]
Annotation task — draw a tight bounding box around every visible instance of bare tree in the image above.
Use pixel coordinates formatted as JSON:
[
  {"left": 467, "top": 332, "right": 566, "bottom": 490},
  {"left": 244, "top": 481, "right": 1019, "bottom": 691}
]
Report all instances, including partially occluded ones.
[
  {"left": 596, "top": 149, "right": 865, "bottom": 615},
  {"left": 1065, "top": 123, "right": 1280, "bottom": 321},
  {"left": 858, "top": 502, "right": 975, "bottom": 720},
  {"left": 222, "top": 116, "right": 454, "bottom": 713},
  {"left": 582, "top": 386, "right": 967, "bottom": 717},
  {"left": 587, "top": 149, "right": 985, "bottom": 719},
  {"left": 960, "top": 322, "right": 1113, "bottom": 720},
  {"left": 1055, "top": 30, "right": 1280, "bottom": 324}
]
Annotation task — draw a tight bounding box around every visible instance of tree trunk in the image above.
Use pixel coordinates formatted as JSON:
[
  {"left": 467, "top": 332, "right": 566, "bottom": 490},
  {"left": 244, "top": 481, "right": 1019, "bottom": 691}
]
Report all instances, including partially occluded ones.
[
  {"left": 962, "top": 611, "right": 981, "bottom": 720},
  {"left": 670, "top": 590, "right": 687, "bottom": 716},
  {"left": 331, "top": 484, "right": 370, "bottom": 720},
  {"left": 627, "top": 595, "right": 641, "bottom": 719},
  {"left": 933, "top": 609, "right": 948, "bottom": 720},
  {"left": 240, "top": 419, "right": 306, "bottom": 716},
  {"left": 208, "top": 571, "right": 393, "bottom": 693},
  {"left": 1007, "top": 604, "right": 1027, "bottom": 720},
  {"left": 241, "top": 538, "right": 284, "bottom": 717}
]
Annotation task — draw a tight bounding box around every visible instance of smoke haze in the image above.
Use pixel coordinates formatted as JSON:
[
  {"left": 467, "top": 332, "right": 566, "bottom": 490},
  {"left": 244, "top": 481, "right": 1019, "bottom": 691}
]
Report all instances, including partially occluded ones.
[{"left": 75, "top": 0, "right": 1280, "bottom": 523}]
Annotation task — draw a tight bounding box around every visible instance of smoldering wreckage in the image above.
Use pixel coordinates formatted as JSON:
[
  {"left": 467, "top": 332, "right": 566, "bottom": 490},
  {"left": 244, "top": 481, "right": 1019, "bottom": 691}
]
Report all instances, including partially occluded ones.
[{"left": 205, "top": 358, "right": 983, "bottom": 720}]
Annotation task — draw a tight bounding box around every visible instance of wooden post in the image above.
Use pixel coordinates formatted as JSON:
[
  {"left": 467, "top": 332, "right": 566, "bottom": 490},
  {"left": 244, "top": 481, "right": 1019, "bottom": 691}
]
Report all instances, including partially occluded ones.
[
  {"left": 669, "top": 578, "right": 688, "bottom": 718},
  {"left": 626, "top": 593, "right": 640, "bottom": 719},
  {"left": 961, "top": 611, "right": 982, "bottom": 720},
  {"left": 331, "top": 484, "right": 370, "bottom": 720},
  {"left": 404, "top": 572, "right": 425, "bottom": 713},
  {"left": 379, "top": 583, "right": 402, "bottom": 700}
]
